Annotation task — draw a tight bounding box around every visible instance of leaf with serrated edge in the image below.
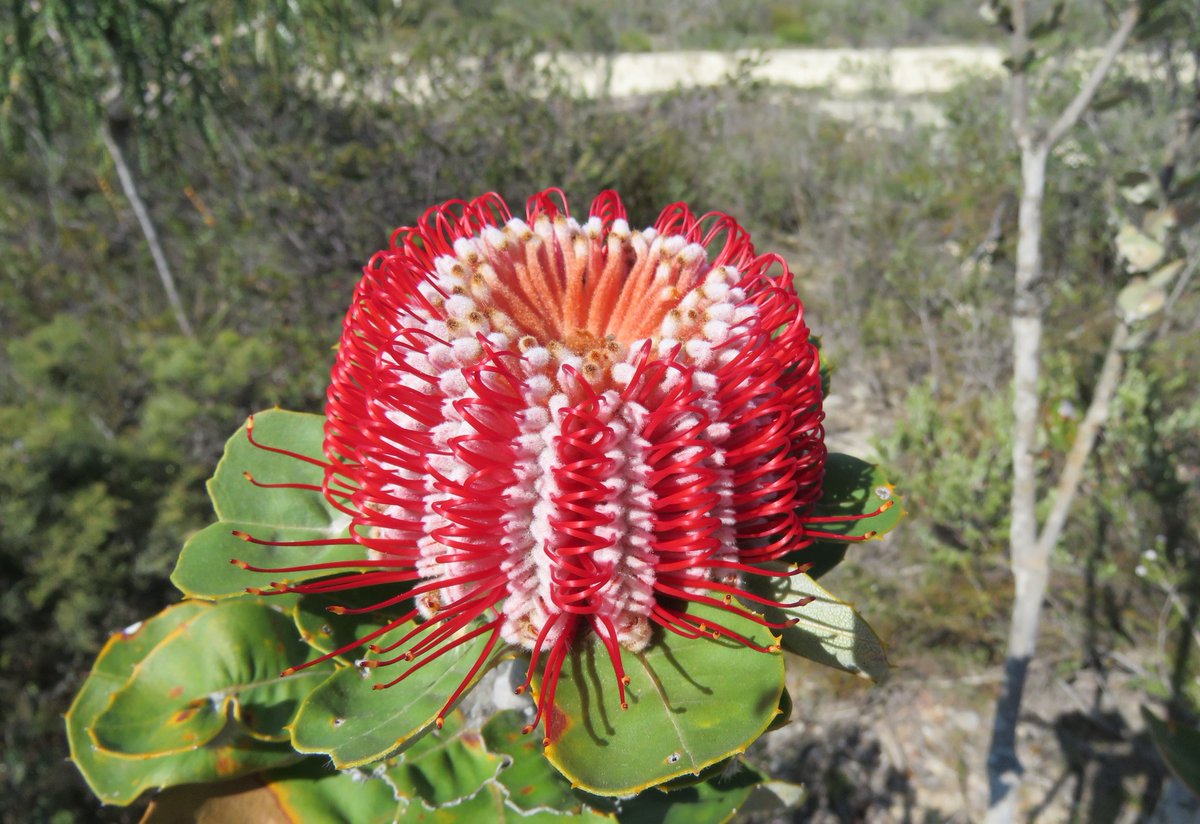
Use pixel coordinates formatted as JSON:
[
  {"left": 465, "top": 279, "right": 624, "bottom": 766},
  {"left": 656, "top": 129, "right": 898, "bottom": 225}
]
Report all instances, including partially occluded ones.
[
  {"left": 755, "top": 571, "right": 889, "bottom": 683},
  {"left": 483, "top": 709, "right": 590, "bottom": 814},
  {"left": 171, "top": 409, "right": 368, "bottom": 600},
  {"left": 142, "top": 763, "right": 400, "bottom": 824},
  {"left": 266, "top": 761, "right": 400, "bottom": 824},
  {"left": 290, "top": 628, "right": 503, "bottom": 768},
  {"left": 541, "top": 601, "right": 784, "bottom": 796},
  {"left": 66, "top": 602, "right": 299, "bottom": 805},
  {"left": 397, "top": 782, "right": 615, "bottom": 823},
  {"left": 92, "top": 599, "right": 332, "bottom": 757},
  {"left": 612, "top": 761, "right": 768, "bottom": 824},
  {"left": 383, "top": 710, "right": 505, "bottom": 807}
]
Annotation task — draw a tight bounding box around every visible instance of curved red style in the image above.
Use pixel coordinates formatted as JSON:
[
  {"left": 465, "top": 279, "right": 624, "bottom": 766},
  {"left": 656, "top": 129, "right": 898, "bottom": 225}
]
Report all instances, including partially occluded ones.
[{"left": 243, "top": 189, "right": 836, "bottom": 741}]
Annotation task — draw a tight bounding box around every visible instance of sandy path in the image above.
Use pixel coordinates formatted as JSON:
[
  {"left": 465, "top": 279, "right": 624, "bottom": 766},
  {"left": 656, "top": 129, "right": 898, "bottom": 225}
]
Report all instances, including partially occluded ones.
[{"left": 544, "top": 45, "right": 1008, "bottom": 98}]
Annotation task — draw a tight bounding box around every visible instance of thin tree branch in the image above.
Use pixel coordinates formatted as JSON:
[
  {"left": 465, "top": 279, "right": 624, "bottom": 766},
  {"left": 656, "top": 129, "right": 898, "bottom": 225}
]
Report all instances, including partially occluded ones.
[
  {"left": 1044, "top": 6, "right": 1141, "bottom": 148},
  {"left": 1034, "top": 320, "right": 1130, "bottom": 556},
  {"left": 100, "top": 116, "right": 195, "bottom": 339},
  {"left": 1011, "top": 0, "right": 1032, "bottom": 144}
]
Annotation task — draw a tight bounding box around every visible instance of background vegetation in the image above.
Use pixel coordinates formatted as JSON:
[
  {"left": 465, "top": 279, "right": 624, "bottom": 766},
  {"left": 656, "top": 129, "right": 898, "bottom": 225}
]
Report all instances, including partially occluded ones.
[{"left": 1, "top": 1, "right": 1196, "bottom": 821}]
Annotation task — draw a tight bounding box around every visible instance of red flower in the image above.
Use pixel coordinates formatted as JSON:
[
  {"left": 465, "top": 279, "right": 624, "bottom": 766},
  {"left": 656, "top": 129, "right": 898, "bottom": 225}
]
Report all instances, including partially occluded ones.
[{"left": 244, "top": 189, "right": 850, "bottom": 739}]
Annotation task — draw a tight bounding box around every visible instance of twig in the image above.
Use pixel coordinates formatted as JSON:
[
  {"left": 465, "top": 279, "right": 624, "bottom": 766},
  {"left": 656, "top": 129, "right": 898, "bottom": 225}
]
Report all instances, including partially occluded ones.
[
  {"left": 100, "top": 117, "right": 195, "bottom": 339},
  {"left": 1033, "top": 321, "right": 1130, "bottom": 556},
  {"left": 1045, "top": 6, "right": 1141, "bottom": 148}
]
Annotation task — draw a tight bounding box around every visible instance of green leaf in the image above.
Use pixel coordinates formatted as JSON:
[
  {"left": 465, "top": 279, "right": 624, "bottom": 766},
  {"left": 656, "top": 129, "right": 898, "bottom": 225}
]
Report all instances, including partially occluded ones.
[
  {"left": 265, "top": 762, "right": 402, "bottom": 824},
  {"left": 382, "top": 710, "right": 505, "bottom": 807},
  {"left": 787, "top": 454, "right": 902, "bottom": 578},
  {"left": 813, "top": 453, "right": 903, "bottom": 538},
  {"left": 294, "top": 590, "right": 412, "bottom": 663},
  {"left": 1115, "top": 221, "right": 1166, "bottom": 273},
  {"left": 66, "top": 602, "right": 299, "bottom": 805},
  {"left": 806, "top": 453, "right": 904, "bottom": 540},
  {"left": 483, "top": 709, "right": 593, "bottom": 814},
  {"left": 614, "top": 761, "right": 769, "bottom": 824},
  {"left": 175, "top": 520, "right": 367, "bottom": 600},
  {"left": 541, "top": 602, "right": 785, "bottom": 795},
  {"left": 92, "top": 599, "right": 332, "bottom": 756},
  {"left": 1142, "top": 707, "right": 1200, "bottom": 798},
  {"left": 142, "top": 763, "right": 401, "bottom": 824},
  {"left": 290, "top": 626, "right": 503, "bottom": 768},
  {"left": 211, "top": 410, "right": 338, "bottom": 527},
  {"left": 756, "top": 572, "right": 890, "bottom": 683},
  {"left": 397, "top": 782, "right": 614, "bottom": 823},
  {"left": 172, "top": 409, "right": 368, "bottom": 599}
]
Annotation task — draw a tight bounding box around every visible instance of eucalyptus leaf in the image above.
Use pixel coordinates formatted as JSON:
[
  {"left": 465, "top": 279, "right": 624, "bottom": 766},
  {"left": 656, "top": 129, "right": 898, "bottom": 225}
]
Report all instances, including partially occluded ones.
[
  {"left": 541, "top": 602, "right": 785, "bottom": 795},
  {"left": 92, "top": 599, "right": 332, "bottom": 756},
  {"left": 66, "top": 602, "right": 299, "bottom": 805}
]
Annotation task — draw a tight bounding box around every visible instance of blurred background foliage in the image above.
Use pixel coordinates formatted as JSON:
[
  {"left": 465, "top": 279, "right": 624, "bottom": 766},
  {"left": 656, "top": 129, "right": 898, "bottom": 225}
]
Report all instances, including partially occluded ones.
[{"left": 1, "top": 0, "right": 1197, "bottom": 821}]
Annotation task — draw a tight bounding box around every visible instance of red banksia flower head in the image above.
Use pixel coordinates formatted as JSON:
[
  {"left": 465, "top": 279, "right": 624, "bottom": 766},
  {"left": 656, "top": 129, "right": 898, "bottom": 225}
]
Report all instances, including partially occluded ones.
[{"left": 248, "top": 189, "right": 854, "bottom": 738}]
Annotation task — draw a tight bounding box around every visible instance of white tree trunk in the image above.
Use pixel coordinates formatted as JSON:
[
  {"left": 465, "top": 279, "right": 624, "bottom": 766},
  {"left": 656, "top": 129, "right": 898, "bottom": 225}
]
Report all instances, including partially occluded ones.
[{"left": 985, "top": 6, "right": 1139, "bottom": 821}]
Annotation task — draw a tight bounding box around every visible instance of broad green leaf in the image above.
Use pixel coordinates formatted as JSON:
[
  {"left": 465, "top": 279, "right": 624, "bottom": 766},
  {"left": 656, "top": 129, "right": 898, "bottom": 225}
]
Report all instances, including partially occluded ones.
[
  {"left": 382, "top": 710, "right": 505, "bottom": 807},
  {"left": 66, "top": 602, "right": 299, "bottom": 805},
  {"left": 483, "top": 709, "right": 592, "bottom": 814},
  {"left": 614, "top": 761, "right": 769, "bottom": 824},
  {"left": 294, "top": 589, "right": 413, "bottom": 663},
  {"left": 791, "top": 453, "right": 902, "bottom": 577},
  {"left": 266, "top": 762, "right": 401, "bottom": 824},
  {"left": 756, "top": 572, "right": 890, "bottom": 683},
  {"left": 398, "top": 782, "right": 614, "bottom": 823},
  {"left": 1142, "top": 707, "right": 1200, "bottom": 797},
  {"left": 142, "top": 763, "right": 400, "bottom": 824},
  {"left": 93, "top": 599, "right": 331, "bottom": 756},
  {"left": 211, "top": 410, "right": 339, "bottom": 527},
  {"left": 172, "top": 409, "right": 367, "bottom": 599},
  {"left": 174, "top": 520, "right": 366, "bottom": 600},
  {"left": 806, "top": 453, "right": 903, "bottom": 540},
  {"left": 291, "top": 626, "right": 502, "bottom": 768},
  {"left": 541, "top": 602, "right": 785, "bottom": 795}
]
